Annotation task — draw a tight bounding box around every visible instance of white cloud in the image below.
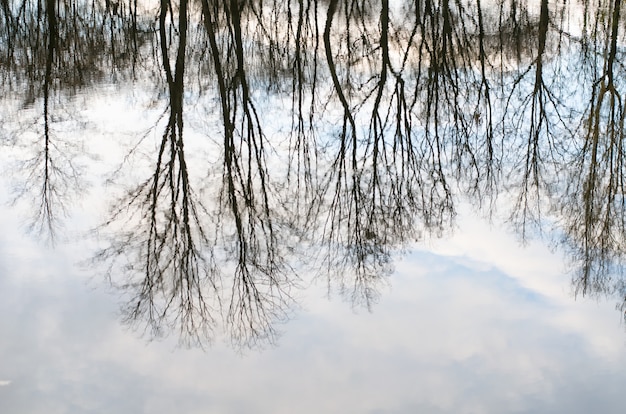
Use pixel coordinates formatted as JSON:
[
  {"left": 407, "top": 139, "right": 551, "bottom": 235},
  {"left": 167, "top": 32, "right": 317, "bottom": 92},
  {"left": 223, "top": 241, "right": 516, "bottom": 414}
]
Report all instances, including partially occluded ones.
[{"left": 0, "top": 380, "right": 11, "bottom": 386}]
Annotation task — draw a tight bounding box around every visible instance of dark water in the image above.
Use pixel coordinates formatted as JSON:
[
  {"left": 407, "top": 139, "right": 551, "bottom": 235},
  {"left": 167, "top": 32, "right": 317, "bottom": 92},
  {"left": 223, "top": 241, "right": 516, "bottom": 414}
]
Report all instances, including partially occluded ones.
[{"left": 2, "top": 0, "right": 626, "bottom": 412}]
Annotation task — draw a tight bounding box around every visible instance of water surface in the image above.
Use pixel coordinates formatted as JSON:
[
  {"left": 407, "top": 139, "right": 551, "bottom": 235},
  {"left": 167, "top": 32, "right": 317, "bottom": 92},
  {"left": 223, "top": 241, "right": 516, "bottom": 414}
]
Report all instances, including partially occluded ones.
[{"left": 2, "top": 0, "right": 626, "bottom": 411}]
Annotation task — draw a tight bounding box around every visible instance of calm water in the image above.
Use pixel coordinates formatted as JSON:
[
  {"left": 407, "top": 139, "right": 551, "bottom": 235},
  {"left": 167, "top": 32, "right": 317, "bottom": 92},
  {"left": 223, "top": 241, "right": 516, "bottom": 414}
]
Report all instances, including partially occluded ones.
[{"left": 2, "top": 0, "right": 626, "bottom": 412}]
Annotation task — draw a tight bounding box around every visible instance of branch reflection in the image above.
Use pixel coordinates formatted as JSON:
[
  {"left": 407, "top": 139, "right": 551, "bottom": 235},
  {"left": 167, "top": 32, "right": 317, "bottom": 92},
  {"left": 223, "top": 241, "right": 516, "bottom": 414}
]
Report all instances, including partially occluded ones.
[{"left": 3, "top": 0, "right": 626, "bottom": 346}]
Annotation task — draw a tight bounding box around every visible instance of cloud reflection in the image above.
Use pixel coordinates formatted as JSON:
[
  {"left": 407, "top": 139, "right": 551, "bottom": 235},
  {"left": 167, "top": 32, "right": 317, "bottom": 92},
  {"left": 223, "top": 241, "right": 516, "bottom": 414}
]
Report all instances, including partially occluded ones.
[{"left": 1, "top": 202, "right": 625, "bottom": 413}]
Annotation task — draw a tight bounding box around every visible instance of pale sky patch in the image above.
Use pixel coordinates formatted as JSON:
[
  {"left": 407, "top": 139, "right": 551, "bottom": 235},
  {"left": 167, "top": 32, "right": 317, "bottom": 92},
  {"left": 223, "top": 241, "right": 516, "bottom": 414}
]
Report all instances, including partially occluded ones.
[{"left": 0, "top": 380, "right": 11, "bottom": 386}]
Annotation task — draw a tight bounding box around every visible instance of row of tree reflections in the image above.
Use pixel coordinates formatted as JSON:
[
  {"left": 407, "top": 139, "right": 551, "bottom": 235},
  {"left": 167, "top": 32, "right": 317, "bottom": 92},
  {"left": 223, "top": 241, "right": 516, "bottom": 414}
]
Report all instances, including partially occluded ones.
[{"left": 2, "top": 0, "right": 626, "bottom": 347}]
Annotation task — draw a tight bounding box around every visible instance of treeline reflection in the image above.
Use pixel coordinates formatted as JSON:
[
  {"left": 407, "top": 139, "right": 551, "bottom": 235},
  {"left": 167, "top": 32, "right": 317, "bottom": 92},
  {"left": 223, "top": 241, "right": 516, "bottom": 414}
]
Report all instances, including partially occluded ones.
[{"left": 2, "top": 0, "right": 626, "bottom": 346}]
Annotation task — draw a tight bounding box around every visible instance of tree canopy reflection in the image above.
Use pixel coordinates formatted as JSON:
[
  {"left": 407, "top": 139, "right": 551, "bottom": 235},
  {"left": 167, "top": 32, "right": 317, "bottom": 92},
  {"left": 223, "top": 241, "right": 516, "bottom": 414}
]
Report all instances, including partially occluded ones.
[{"left": 2, "top": 0, "right": 626, "bottom": 346}]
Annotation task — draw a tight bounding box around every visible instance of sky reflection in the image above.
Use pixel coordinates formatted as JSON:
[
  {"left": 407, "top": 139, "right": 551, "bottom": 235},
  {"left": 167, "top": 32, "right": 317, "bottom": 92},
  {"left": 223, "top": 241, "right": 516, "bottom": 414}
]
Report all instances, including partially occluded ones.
[
  {"left": 2, "top": 0, "right": 626, "bottom": 411},
  {"left": 1, "top": 191, "right": 625, "bottom": 413}
]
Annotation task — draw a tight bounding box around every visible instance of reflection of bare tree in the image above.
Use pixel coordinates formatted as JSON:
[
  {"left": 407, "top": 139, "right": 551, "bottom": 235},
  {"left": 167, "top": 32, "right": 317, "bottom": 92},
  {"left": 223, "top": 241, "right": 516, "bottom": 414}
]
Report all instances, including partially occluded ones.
[
  {"left": 95, "top": 0, "right": 229, "bottom": 347},
  {"left": 97, "top": 0, "right": 296, "bottom": 348},
  {"left": 9, "top": 0, "right": 84, "bottom": 242},
  {"left": 286, "top": 0, "right": 321, "bottom": 219},
  {"left": 318, "top": 0, "right": 488, "bottom": 305},
  {"left": 206, "top": 2, "right": 321, "bottom": 320},
  {"left": 559, "top": 0, "right": 626, "bottom": 300},
  {"left": 200, "top": 0, "right": 296, "bottom": 346},
  {"left": 502, "top": 0, "right": 574, "bottom": 240},
  {"left": 411, "top": 0, "right": 492, "bottom": 195}
]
